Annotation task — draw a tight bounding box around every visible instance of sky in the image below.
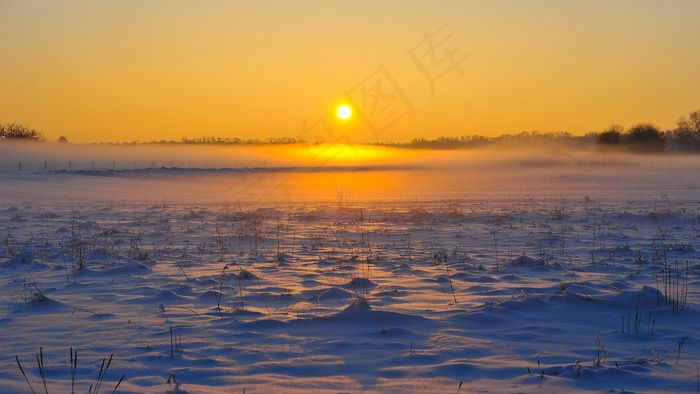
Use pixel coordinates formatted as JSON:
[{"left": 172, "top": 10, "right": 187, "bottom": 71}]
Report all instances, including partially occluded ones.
[{"left": 1, "top": 0, "right": 699, "bottom": 143}]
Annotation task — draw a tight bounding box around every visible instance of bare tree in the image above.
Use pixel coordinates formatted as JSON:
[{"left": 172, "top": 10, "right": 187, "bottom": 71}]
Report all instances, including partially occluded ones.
[
  {"left": 0, "top": 123, "right": 45, "bottom": 141},
  {"left": 677, "top": 110, "right": 700, "bottom": 133}
]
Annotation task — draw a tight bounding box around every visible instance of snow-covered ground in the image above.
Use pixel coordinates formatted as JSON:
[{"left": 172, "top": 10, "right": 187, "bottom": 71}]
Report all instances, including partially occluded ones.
[{"left": 1, "top": 151, "right": 699, "bottom": 393}]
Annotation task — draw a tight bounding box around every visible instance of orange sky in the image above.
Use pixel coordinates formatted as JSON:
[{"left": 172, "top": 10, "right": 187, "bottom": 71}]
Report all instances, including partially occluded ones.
[{"left": 1, "top": 0, "right": 699, "bottom": 143}]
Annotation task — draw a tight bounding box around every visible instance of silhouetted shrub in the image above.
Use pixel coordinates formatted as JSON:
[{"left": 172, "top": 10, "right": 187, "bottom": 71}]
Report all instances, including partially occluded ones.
[
  {"left": 622, "top": 123, "right": 665, "bottom": 152},
  {"left": 0, "top": 123, "right": 45, "bottom": 141},
  {"left": 596, "top": 125, "right": 623, "bottom": 146}
]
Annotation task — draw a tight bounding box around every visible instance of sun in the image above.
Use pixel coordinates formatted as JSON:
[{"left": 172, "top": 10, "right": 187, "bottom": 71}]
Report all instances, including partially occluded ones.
[{"left": 337, "top": 104, "right": 352, "bottom": 120}]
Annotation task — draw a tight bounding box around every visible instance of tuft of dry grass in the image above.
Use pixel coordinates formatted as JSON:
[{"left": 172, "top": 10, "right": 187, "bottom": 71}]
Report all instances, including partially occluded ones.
[{"left": 15, "top": 348, "right": 125, "bottom": 394}]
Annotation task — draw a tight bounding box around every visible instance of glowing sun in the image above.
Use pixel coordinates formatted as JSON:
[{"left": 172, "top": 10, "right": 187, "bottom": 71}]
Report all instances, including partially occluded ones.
[{"left": 337, "top": 104, "right": 352, "bottom": 120}]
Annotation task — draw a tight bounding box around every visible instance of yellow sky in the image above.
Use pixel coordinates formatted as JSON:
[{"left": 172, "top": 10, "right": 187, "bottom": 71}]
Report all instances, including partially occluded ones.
[{"left": 1, "top": 0, "right": 699, "bottom": 143}]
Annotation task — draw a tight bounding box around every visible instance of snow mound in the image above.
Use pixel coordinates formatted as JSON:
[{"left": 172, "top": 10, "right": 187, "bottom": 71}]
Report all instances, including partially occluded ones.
[
  {"left": 342, "top": 277, "right": 377, "bottom": 290},
  {"left": 507, "top": 255, "right": 563, "bottom": 270},
  {"left": 342, "top": 297, "right": 371, "bottom": 312},
  {"left": 90, "top": 260, "right": 152, "bottom": 274},
  {"left": 150, "top": 289, "right": 189, "bottom": 303},
  {"left": 3, "top": 251, "right": 35, "bottom": 265},
  {"left": 317, "top": 297, "right": 429, "bottom": 326},
  {"left": 600, "top": 285, "right": 662, "bottom": 308},
  {"left": 316, "top": 287, "right": 353, "bottom": 301},
  {"left": 20, "top": 298, "right": 71, "bottom": 314},
  {"left": 237, "top": 269, "right": 257, "bottom": 280}
]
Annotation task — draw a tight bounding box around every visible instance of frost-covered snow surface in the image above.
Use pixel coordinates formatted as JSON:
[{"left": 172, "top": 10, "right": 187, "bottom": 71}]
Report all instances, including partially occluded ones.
[{"left": 1, "top": 159, "right": 700, "bottom": 393}]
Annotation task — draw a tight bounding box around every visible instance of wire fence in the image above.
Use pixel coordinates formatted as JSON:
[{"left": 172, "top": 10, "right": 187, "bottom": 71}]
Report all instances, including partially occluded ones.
[{"left": 0, "top": 160, "right": 233, "bottom": 172}]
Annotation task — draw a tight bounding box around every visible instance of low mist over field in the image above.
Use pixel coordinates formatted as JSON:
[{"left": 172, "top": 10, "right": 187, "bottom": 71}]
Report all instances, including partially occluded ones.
[{"left": 3, "top": 141, "right": 700, "bottom": 205}]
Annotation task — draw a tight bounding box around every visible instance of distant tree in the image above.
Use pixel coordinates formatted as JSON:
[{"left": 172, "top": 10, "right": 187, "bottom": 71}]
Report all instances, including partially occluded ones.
[
  {"left": 57, "top": 136, "right": 68, "bottom": 143},
  {"left": 0, "top": 123, "right": 45, "bottom": 141},
  {"left": 622, "top": 123, "right": 666, "bottom": 152},
  {"left": 668, "top": 110, "right": 700, "bottom": 151},
  {"left": 677, "top": 110, "right": 700, "bottom": 133},
  {"left": 596, "top": 125, "right": 623, "bottom": 146},
  {"left": 667, "top": 128, "right": 700, "bottom": 151}
]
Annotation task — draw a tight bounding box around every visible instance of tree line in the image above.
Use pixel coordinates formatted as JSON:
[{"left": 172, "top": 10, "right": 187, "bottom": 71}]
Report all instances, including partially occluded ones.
[
  {"left": 595, "top": 110, "right": 700, "bottom": 152},
  {"left": 2, "top": 109, "right": 700, "bottom": 153}
]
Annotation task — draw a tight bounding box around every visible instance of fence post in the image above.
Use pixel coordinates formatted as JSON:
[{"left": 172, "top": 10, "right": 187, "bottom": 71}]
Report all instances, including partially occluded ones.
[{"left": 18, "top": 162, "right": 21, "bottom": 171}]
